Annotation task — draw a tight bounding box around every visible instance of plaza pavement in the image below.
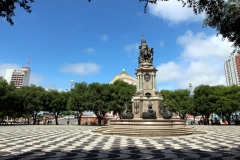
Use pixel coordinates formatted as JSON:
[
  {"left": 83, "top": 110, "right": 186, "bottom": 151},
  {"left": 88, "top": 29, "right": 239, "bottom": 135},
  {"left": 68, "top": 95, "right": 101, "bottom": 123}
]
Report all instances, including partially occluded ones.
[{"left": 0, "top": 125, "right": 240, "bottom": 160}]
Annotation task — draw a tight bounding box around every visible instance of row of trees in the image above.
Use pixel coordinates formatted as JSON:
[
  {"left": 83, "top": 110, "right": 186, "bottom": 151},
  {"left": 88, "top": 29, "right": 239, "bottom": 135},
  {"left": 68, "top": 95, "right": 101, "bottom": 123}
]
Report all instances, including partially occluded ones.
[
  {"left": 0, "top": 76, "right": 136, "bottom": 125},
  {"left": 2, "top": 75, "right": 240, "bottom": 125},
  {"left": 160, "top": 84, "right": 240, "bottom": 124}
]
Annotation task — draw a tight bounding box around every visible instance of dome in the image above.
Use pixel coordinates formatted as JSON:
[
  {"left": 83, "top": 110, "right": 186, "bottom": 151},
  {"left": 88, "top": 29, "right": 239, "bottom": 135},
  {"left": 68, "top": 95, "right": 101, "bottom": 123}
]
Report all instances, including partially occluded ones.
[{"left": 110, "top": 69, "right": 137, "bottom": 85}]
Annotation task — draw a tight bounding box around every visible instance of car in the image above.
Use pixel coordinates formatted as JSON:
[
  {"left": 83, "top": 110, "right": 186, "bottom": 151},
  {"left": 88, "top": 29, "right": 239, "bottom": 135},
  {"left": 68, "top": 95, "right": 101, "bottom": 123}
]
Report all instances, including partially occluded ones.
[
  {"left": 211, "top": 117, "right": 220, "bottom": 125},
  {"left": 64, "top": 115, "right": 75, "bottom": 119}
]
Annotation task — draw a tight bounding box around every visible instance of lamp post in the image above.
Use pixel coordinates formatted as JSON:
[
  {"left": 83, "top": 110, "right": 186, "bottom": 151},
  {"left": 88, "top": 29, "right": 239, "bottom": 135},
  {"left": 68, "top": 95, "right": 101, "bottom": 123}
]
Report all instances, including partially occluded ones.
[
  {"left": 68, "top": 80, "right": 74, "bottom": 125},
  {"left": 189, "top": 82, "right": 195, "bottom": 124},
  {"left": 189, "top": 82, "right": 192, "bottom": 96}
]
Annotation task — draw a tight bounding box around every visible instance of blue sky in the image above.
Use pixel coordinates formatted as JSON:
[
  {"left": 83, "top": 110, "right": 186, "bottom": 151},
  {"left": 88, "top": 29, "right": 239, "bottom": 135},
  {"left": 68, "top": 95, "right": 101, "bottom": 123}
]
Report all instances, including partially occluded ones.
[{"left": 0, "top": 0, "right": 234, "bottom": 91}]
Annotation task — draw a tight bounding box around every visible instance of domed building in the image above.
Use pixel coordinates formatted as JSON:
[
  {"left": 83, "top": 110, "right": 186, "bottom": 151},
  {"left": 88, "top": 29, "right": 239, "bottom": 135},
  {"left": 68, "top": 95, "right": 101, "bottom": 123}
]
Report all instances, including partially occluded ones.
[{"left": 110, "top": 69, "right": 137, "bottom": 85}]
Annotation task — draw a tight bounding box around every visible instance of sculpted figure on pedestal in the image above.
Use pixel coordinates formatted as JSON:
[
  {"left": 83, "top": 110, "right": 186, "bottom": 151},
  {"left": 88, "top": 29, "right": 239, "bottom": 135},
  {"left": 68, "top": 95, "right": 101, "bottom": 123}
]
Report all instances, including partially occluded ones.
[
  {"left": 121, "top": 102, "right": 134, "bottom": 119},
  {"left": 161, "top": 103, "right": 173, "bottom": 119},
  {"left": 138, "top": 37, "right": 154, "bottom": 65}
]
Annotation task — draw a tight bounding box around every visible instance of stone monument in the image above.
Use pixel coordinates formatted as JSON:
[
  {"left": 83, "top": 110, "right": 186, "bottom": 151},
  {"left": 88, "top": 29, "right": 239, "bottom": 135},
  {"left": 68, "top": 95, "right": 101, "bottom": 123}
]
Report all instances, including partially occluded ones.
[
  {"left": 93, "top": 36, "right": 206, "bottom": 137},
  {"left": 132, "top": 37, "right": 163, "bottom": 119}
]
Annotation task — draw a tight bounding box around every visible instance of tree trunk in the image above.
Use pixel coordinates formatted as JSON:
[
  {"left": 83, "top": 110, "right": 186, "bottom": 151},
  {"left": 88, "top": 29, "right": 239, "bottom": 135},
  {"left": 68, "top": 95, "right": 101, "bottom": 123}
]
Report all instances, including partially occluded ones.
[
  {"left": 78, "top": 112, "right": 82, "bottom": 125},
  {"left": 97, "top": 116, "right": 103, "bottom": 126},
  {"left": 33, "top": 113, "right": 37, "bottom": 125},
  {"left": 27, "top": 118, "right": 30, "bottom": 125},
  {"left": 226, "top": 114, "right": 231, "bottom": 125}
]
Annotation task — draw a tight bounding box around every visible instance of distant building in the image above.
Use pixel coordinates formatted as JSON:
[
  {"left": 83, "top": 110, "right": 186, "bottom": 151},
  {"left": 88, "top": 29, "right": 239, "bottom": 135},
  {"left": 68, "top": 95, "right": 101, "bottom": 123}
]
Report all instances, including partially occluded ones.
[
  {"left": 224, "top": 50, "right": 240, "bottom": 86},
  {"left": 5, "top": 66, "right": 31, "bottom": 89},
  {"left": 110, "top": 69, "right": 137, "bottom": 85}
]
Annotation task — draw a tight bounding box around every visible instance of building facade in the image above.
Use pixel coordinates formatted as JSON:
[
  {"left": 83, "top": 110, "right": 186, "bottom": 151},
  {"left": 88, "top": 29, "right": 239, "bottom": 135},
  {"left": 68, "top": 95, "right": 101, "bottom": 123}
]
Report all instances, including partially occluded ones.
[
  {"left": 5, "top": 66, "right": 31, "bottom": 89},
  {"left": 224, "top": 51, "right": 240, "bottom": 86}
]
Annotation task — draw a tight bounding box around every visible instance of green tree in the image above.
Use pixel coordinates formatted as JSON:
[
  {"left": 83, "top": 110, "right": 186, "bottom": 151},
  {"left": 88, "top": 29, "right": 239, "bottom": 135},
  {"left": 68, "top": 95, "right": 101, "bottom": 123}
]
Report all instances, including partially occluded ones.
[
  {"left": 67, "top": 82, "right": 88, "bottom": 125},
  {"left": 0, "top": 0, "right": 34, "bottom": 25},
  {"left": 172, "top": 89, "right": 194, "bottom": 120},
  {"left": 160, "top": 89, "right": 193, "bottom": 120},
  {"left": 19, "top": 84, "right": 47, "bottom": 124},
  {"left": 0, "top": 77, "right": 20, "bottom": 121},
  {"left": 47, "top": 89, "right": 68, "bottom": 125},
  {"left": 214, "top": 85, "right": 240, "bottom": 124},
  {"left": 203, "top": 0, "right": 240, "bottom": 48},
  {"left": 160, "top": 89, "right": 175, "bottom": 111},
  {"left": 87, "top": 83, "right": 111, "bottom": 125},
  {"left": 193, "top": 85, "right": 216, "bottom": 119},
  {"left": 110, "top": 80, "right": 136, "bottom": 116}
]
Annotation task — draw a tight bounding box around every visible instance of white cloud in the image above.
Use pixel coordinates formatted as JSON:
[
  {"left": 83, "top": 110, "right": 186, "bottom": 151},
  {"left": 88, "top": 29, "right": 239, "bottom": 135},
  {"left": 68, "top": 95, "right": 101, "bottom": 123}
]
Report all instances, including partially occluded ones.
[
  {"left": 124, "top": 43, "right": 139, "bottom": 54},
  {"left": 84, "top": 47, "right": 95, "bottom": 54},
  {"left": 98, "top": 35, "right": 108, "bottom": 42},
  {"left": 148, "top": 1, "right": 205, "bottom": 24},
  {"left": 156, "top": 61, "right": 181, "bottom": 83},
  {"left": 156, "top": 30, "right": 233, "bottom": 90},
  {"left": 0, "top": 63, "right": 21, "bottom": 78},
  {"left": 177, "top": 30, "right": 231, "bottom": 61},
  {"left": 59, "top": 63, "right": 100, "bottom": 75}
]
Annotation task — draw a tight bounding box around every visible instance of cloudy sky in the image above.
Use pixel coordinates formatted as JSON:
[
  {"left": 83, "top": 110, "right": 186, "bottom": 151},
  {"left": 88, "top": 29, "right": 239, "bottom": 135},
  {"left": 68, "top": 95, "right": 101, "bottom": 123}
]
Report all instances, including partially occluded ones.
[{"left": 0, "top": 0, "right": 233, "bottom": 91}]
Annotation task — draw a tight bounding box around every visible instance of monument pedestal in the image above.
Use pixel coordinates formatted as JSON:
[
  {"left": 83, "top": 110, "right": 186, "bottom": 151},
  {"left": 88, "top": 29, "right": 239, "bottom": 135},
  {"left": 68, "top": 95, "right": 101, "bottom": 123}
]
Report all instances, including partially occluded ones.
[{"left": 93, "top": 37, "right": 206, "bottom": 137}]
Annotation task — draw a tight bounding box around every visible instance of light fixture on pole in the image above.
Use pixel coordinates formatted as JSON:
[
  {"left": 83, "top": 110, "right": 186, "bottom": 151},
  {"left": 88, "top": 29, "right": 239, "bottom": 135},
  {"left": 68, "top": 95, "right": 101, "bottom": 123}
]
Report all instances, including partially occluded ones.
[{"left": 189, "top": 82, "right": 192, "bottom": 97}]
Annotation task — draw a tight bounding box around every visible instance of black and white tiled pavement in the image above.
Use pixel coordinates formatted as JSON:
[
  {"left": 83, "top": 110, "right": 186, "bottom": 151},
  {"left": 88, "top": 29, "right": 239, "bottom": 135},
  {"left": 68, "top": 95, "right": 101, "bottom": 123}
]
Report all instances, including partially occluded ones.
[{"left": 0, "top": 125, "right": 240, "bottom": 160}]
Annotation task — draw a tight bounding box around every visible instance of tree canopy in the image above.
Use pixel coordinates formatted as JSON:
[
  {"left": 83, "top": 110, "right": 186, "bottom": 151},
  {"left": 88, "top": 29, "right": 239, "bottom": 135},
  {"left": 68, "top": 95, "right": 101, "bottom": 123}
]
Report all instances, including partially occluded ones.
[
  {"left": 160, "top": 89, "right": 193, "bottom": 119},
  {"left": 203, "top": 0, "right": 240, "bottom": 48},
  {"left": 0, "top": 0, "right": 34, "bottom": 25}
]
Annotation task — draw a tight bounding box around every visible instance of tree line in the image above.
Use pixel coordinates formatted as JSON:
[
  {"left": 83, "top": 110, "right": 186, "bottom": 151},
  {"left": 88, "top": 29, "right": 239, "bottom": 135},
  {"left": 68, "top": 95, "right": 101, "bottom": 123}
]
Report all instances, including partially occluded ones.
[
  {"left": 0, "top": 77, "right": 136, "bottom": 125},
  {"left": 160, "top": 84, "right": 240, "bottom": 124},
  {"left": 1, "top": 75, "right": 240, "bottom": 125}
]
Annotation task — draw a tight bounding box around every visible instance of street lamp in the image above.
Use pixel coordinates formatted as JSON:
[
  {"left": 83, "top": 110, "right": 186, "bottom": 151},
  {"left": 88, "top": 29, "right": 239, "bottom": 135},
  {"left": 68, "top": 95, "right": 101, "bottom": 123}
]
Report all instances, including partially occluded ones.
[
  {"left": 189, "top": 82, "right": 196, "bottom": 124},
  {"left": 189, "top": 82, "right": 192, "bottom": 96},
  {"left": 68, "top": 80, "right": 74, "bottom": 125}
]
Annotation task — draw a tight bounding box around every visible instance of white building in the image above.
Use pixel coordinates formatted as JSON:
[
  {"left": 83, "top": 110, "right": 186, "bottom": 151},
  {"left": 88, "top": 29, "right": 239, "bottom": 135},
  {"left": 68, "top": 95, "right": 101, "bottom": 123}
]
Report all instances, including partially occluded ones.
[
  {"left": 5, "top": 66, "right": 31, "bottom": 89},
  {"left": 224, "top": 50, "right": 240, "bottom": 86}
]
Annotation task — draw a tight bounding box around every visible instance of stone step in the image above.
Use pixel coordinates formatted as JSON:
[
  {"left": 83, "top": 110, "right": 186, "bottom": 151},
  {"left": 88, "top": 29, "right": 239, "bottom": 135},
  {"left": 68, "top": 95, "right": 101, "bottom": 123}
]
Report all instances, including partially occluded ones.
[
  {"left": 102, "top": 131, "right": 193, "bottom": 137},
  {"left": 93, "top": 126, "right": 206, "bottom": 136},
  {"left": 93, "top": 119, "right": 206, "bottom": 137}
]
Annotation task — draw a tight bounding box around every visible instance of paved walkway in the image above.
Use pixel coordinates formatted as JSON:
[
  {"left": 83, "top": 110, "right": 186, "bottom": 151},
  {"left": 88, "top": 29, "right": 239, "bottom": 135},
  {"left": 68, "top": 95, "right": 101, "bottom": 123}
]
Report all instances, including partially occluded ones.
[{"left": 0, "top": 125, "right": 240, "bottom": 159}]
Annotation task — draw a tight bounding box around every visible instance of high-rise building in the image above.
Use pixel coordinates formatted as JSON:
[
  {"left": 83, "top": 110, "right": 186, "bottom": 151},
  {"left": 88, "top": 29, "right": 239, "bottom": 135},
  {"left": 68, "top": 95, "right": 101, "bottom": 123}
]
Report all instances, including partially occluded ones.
[
  {"left": 5, "top": 66, "right": 31, "bottom": 89},
  {"left": 224, "top": 50, "right": 240, "bottom": 86}
]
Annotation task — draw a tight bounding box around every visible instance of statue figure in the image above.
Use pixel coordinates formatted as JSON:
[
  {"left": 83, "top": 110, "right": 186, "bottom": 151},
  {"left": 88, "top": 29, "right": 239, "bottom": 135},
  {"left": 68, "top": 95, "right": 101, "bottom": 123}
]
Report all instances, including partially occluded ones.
[
  {"left": 138, "top": 36, "right": 154, "bottom": 65},
  {"left": 121, "top": 102, "right": 134, "bottom": 119},
  {"left": 161, "top": 103, "right": 173, "bottom": 119},
  {"left": 148, "top": 100, "right": 153, "bottom": 110},
  {"left": 142, "top": 100, "right": 156, "bottom": 119}
]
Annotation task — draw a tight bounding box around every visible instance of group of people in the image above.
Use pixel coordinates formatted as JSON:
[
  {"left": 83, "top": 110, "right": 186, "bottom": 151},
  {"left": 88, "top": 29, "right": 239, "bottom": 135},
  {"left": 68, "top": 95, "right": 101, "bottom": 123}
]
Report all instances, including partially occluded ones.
[{"left": 198, "top": 117, "right": 228, "bottom": 125}]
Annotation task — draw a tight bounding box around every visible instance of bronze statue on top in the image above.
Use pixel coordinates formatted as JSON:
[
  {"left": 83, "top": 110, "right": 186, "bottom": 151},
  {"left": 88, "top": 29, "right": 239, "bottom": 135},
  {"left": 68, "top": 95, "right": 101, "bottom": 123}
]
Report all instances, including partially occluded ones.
[{"left": 138, "top": 36, "right": 154, "bottom": 65}]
